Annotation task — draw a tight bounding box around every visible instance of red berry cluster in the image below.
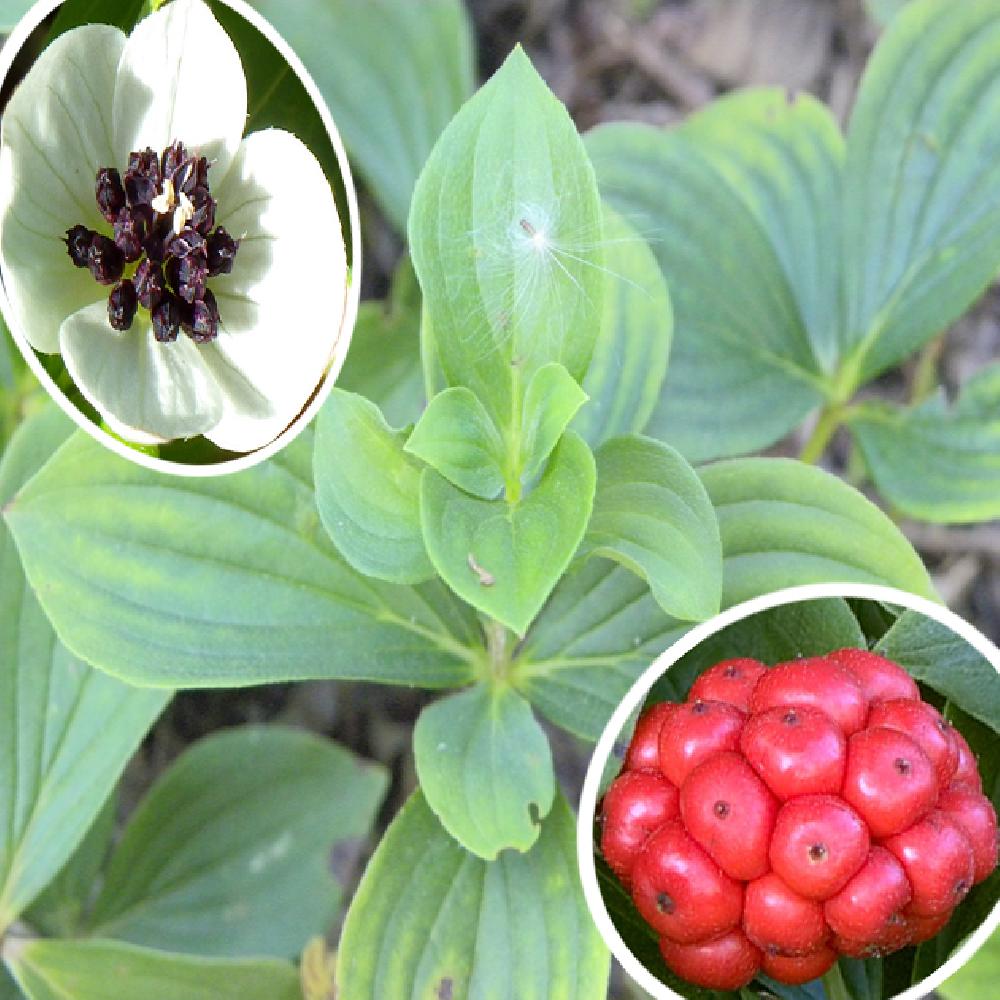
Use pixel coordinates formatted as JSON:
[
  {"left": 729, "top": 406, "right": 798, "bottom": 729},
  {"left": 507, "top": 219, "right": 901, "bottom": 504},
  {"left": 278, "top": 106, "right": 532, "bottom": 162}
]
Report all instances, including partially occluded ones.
[{"left": 599, "top": 650, "right": 998, "bottom": 990}]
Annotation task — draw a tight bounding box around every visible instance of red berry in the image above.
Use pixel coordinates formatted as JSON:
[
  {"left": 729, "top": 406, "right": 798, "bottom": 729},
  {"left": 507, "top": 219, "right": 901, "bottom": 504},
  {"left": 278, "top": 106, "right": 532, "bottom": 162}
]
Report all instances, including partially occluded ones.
[
  {"left": 688, "top": 658, "right": 767, "bottom": 713},
  {"left": 760, "top": 945, "right": 836, "bottom": 985},
  {"left": 740, "top": 704, "right": 847, "bottom": 800},
  {"left": 833, "top": 911, "right": 913, "bottom": 958},
  {"left": 743, "top": 872, "right": 828, "bottom": 956},
  {"left": 769, "top": 795, "right": 870, "bottom": 900},
  {"left": 824, "top": 847, "right": 912, "bottom": 942},
  {"left": 659, "top": 929, "right": 760, "bottom": 990},
  {"left": 827, "top": 648, "right": 919, "bottom": 704},
  {"left": 750, "top": 657, "right": 868, "bottom": 735},
  {"left": 951, "top": 729, "right": 983, "bottom": 792},
  {"left": 906, "top": 910, "right": 952, "bottom": 944},
  {"left": 867, "top": 700, "right": 959, "bottom": 787},
  {"left": 600, "top": 771, "right": 679, "bottom": 888},
  {"left": 938, "top": 784, "right": 999, "bottom": 884},
  {"left": 625, "top": 702, "right": 677, "bottom": 773},
  {"left": 631, "top": 821, "right": 743, "bottom": 943},
  {"left": 841, "top": 727, "right": 938, "bottom": 838},
  {"left": 885, "top": 811, "right": 975, "bottom": 916},
  {"left": 658, "top": 700, "right": 746, "bottom": 787},
  {"left": 680, "top": 751, "right": 777, "bottom": 880}
]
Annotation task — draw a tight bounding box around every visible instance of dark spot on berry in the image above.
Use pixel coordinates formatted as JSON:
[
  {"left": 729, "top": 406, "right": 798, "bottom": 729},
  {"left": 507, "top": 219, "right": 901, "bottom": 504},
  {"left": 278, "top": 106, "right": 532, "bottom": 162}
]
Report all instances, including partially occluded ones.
[
  {"left": 782, "top": 709, "right": 799, "bottom": 726},
  {"left": 955, "top": 879, "right": 970, "bottom": 898},
  {"left": 691, "top": 701, "right": 708, "bottom": 715},
  {"left": 894, "top": 757, "right": 912, "bottom": 775},
  {"left": 723, "top": 665, "right": 740, "bottom": 678},
  {"left": 713, "top": 800, "right": 730, "bottom": 819},
  {"left": 656, "top": 892, "right": 675, "bottom": 915},
  {"left": 808, "top": 843, "right": 828, "bottom": 863}
]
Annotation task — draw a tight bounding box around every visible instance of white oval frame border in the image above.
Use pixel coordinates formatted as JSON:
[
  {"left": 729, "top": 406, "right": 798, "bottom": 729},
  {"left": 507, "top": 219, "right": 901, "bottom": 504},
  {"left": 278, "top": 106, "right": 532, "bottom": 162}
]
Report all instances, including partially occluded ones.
[
  {"left": 0, "top": 0, "right": 362, "bottom": 477},
  {"left": 577, "top": 582, "right": 1000, "bottom": 1000}
]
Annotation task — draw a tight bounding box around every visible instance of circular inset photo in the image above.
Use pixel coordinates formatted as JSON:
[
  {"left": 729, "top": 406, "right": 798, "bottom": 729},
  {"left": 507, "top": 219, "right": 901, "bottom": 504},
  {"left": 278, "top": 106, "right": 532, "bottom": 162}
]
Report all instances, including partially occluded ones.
[
  {"left": 579, "top": 585, "right": 1000, "bottom": 1000},
  {"left": 0, "top": 0, "right": 358, "bottom": 472}
]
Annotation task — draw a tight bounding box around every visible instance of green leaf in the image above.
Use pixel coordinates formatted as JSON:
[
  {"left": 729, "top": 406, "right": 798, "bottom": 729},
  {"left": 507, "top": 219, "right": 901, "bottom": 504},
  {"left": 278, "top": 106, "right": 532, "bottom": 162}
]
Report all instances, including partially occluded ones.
[
  {"left": 0, "top": 317, "right": 13, "bottom": 394},
  {"left": 0, "top": 411, "right": 166, "bottom": 931},
  {"left": 848, "top": 365, "right": 1000, "bottom": 524},
  {"left": 519, "top": 364, "right": 589, "bottom": 483},
  {"left": 572, "top": 206, "right": 672, "bottom": 449},
  {"left": 516, "top": 458, "right": 933, "bottom": 742},
  {"left": 87, "top": 726, "right": 387, "bottom": 958},
  {"left": 421, "top": 431, "right": 596, "bottom": 635},
  {"left": 410, "top": 46, "right": 604, "bottom": 431},
  {"left": 680, "top": 88, "right": 846, "bottom": 374},
  {"left": 335, "top": 258, "right": 425, "bottom": 427},
  {"left": 5, "top": 430, "right": 482, "bottom": 688},
  {"left": 699, "top": 457, "right": 937, "bottom": 607},
  {"left": 6, "top": 940, "right": 301, "bottom": 1000},
  {"left": 838, "top": 957, "right": 883, "bottom": 1000},
  {"left": 586, "top": 109, "right": 828, "bottom": 462},
  {"left": 579, "top": 435, "right": 721, "bottom": 622},
  {"left": 337, "top": 791, "right": 609, "bottom": 1000},
  {"left": 413, "top": 684, "right": 555, "bottom": 859},
  {"left": 875, "top": 610, "right": 1000, "bottom": 731},
  {"left": 842, "top": 0, "right": 1000, "bottom": 384},
  {"left": 649, "top": 598, "right": 864, "bottom": 703},
  {"left": 405, "top": 388, "right": 506, "bottom": 499},
  {"left": 47, "top": 0, "right": 144, "bottom": 36},
  {"left": 248, "top": 0, "right": 474, "bottom": 231},
  {"left": 210, "top": 2, "right": 349, "bottom": 240},
  {"left": 938, "top": 928, "right": 1000, "bottom": 999},
  {"left": 314, "top": 390, "right": 433, "bottom": 583},
  {"left": 25, "top": 792, "right": 116, "bottom": 938},
  {"left": 865, "top": 0, "right": 913, "bottom": 26}
]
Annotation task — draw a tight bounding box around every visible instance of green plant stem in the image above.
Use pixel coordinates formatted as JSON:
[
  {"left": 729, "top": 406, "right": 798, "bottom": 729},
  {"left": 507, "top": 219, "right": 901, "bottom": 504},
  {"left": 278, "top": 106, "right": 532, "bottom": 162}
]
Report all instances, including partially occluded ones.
[
  {"left": 799, "top": 404, "right": 844, "bottom": 464},
  {"left": 822, "top": 963, "right": 852, "bottom": 1000},
  {"left": 910, "top": 332, "right": 946, "bottom": 405},
  {"left": 484, "top": 618, "right": 512, "bottom": 684},
  {"left": 504, "top": 363, "right": 525, "bottom": 503}
]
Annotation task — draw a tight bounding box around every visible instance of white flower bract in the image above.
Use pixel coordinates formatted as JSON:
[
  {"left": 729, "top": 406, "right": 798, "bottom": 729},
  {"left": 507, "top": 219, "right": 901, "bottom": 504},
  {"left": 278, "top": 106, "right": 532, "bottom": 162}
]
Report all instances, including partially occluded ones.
[{"left": 0, "top": 0, "right": 348, "bottom": 452}]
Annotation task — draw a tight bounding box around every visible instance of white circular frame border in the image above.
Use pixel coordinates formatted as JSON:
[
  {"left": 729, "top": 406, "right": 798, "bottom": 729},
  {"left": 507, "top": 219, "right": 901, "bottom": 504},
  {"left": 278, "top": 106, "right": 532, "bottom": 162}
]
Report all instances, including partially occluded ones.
[
  {"left": 578, "top": 582, "right": 1000, "bottom": 1000},
  {"left": 0, "top": 0, "right": 362, "bottom": 477}
]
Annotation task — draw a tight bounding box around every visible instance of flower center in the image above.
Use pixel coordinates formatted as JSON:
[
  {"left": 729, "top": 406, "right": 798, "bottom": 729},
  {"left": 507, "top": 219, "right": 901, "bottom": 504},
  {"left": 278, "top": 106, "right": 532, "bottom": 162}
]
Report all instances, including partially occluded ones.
[{"left": 64, "top": 140, "right": 240, "bottom": 344}]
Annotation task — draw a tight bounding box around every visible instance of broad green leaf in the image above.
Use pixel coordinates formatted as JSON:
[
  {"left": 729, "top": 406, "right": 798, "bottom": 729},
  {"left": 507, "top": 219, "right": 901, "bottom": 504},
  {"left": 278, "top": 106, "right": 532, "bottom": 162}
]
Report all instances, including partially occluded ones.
[
  {"left": 515, "top": 558, "right": 687, "bottom": 741},
  {"left": 4, "top": 430, "right": 482, "bottom": 688},
  {"left": 875, "top": 611, "right": 1000, "bottom": 731},
  {"left": 405, "top": 387, "right": 506, "bottom": 499},
  {"left": 337, "top": 791, "right": 609, "bottom": 1000},
  {"left": 47, "top": 0, "right": 144, "bottom": 37},
  {"left": 586, "top": 117, "right": 825, "bottom": 463},
  {"left": 648, "top": 598, "right": 864, "bottom": 703},
  {"left": 336, "top": 258, "right": 425, "bottom": 427},
  {"left": 572, "top": 206, "right": 672, "bottom": 449},
  {"left": 210, "top": 2, "right": 349, "bottom": 237},
  {"left": 580, "top": 435, "right": 722, "bottom": 622},
  {"left": 517, "top": 458, "right": 933, "bottom": 741},
  {"left": 848, "top": 364, "right": 1000, "bottom": 523},
  {"left": 0, "top": 318, "right": 13, "bottom": 393},
  {"left": 680, "top": 88, "right": 846, "bottom": 373},
  {"left": 838, "top": 957, "right": 883, "bottom": 1000},
  {"left": 700, "top": 457, "right": 936, "bottom": 606},
  {"left": 88, "top": 727, "right": 387, "bottom": 958},
  {"left": 842, "top": 0, "right": 1000, "bottom": 384},
  {"left": 519, "top": 364, "right": 588, "bottom": 483},
  {"left": 25, "top": 792, "right": 116, "bottom": 938},
  {"left": 940, "top": 929, "right": 1000, "bottom": 1000},
  {"left": 866, "top": 0, "right": 913, "bottom": 26},
  {"left": 248, "top": 0, "right": 474, "bottom": 231},
  {"left": 314, "top": 390, "right": 433, "bottom": 584},
  {"left": 413, "top": 684, "right": 555, "bottom": 859},
  {"left": 6, "top": 939, "right": 300, "bottom": 1000},
  {"left": 421, "top": 431, "right": 596, "bottom": 635},
  {"left": 410, "top": 47, "right": 604, "bottom": 430},
  {"left": 0, "top": 410, "right": 166, "bottom": 932}
]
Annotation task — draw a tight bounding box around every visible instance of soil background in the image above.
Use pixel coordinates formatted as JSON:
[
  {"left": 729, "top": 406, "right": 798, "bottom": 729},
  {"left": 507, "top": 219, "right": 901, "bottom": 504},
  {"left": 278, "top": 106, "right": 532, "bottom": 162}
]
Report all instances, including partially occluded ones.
[{"left": 107, "top": 2, "right": 993, "bottom": 997}]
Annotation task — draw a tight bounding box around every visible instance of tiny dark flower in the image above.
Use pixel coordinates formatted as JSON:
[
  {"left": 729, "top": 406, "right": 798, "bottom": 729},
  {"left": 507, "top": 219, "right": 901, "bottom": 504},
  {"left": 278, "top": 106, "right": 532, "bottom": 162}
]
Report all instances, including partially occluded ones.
[
  {"left": 176, "top": 247, "right": 208, "bottom": 304},
  {"left": 107, "top": 278, "right": 138, "bottom": 331},
  {"left": 206, "top": 226, "right": 239, "bottom": 276},
  {"left": 161, "top": 140, "right": 187, "bottom": 179},
  {"left": 189, "top": 186, "right": 215, "bottom": 233},
  {"left": 86, "top": 234, "right": 125, "bottom": 285},
  {"left": 186, "top": 288, "right": 220, "bottom": 343},
  {"left": 65, "top": 225, "right": 95, "bottom": 268},
  {"left": 125, "top": 148, "right": 162, "bottom": 207},
  {"left": 152, "top": 293, "right": 182, "bottom": 343},
  {"left": 134, "top": 258, "right": 166, "bottom": 310},
  {"left": 171, "top": 226, "right": 206, "bottom": 259},
  {"left": 95, "top": 167, "right": 125, "bottom": 223},
  {"left": 113, "top": 206, "right": 150, "bottom": 263}
]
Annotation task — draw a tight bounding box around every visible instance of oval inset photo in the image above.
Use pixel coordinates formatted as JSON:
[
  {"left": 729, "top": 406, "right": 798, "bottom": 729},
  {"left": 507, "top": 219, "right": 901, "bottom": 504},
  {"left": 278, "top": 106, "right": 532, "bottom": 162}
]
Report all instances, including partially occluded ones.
[
  {"left": 579, "top": 584, "right": 1000, "bottom": 1000},
  {"left": 0, "top": 0, "right": 358, "bottom": 473}
]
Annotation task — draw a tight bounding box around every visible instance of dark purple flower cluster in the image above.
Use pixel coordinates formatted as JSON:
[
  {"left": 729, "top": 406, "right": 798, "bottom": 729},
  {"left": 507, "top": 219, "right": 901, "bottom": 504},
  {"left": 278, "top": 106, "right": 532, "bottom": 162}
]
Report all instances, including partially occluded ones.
[{"left": 65, "top": 141, "right": 240, "bottom": 343}]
